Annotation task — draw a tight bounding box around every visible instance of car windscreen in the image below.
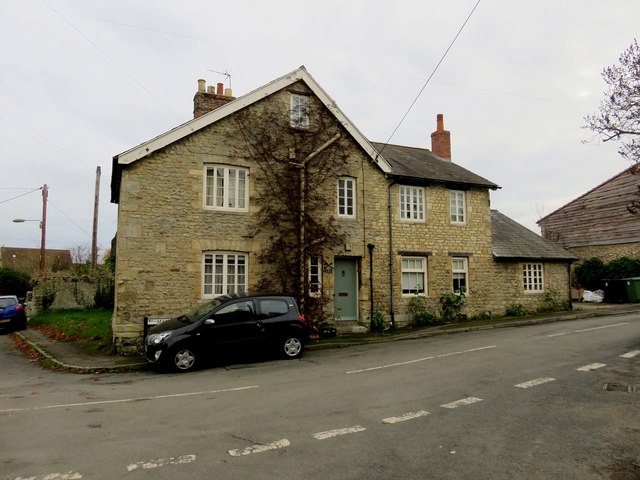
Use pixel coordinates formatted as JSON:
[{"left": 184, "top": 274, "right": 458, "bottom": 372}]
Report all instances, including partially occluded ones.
[{"left": 181, "top": 298, "right": 225, "bottom": 323}]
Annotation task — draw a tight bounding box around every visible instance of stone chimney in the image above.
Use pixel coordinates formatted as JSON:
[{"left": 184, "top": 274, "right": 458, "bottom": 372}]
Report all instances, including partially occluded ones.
[
  {"left": 430, "top": 113, "right": 451, "bottom": 160},
  {"left": 193, "top": 79, "right": 236, "bottom": 118}
]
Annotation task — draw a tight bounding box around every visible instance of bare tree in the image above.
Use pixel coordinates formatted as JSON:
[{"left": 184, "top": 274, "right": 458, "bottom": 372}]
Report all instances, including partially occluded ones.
[
  {"left": 70, "top": 244, "right": 91, "bottom": 264},
  {"left": 584, "top": 39, "right": 640, "bottom": 213},
  {"left": 233, "top": 95, "right": 349, "bottom": 320},
  {"left": 584, "top": 38, "right": 640, "bottom": 162}
]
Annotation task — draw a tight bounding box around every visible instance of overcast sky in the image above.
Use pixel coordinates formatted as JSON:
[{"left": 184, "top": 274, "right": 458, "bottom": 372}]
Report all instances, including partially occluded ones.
[{"left": 1, "top": 0, "right": 637, "bottom": 258}]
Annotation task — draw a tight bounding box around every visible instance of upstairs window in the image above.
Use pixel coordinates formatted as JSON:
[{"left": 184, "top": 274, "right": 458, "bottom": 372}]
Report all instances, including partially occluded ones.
[
  {"left": 338, "top": 177, "right": 356, "bottom": 218},
  {"left": 450, "top": 190, "right": 466, "bottom": 224},
  {"left": 452, "top": 257, "right": 468, "bottom": 295},
  {"left": 401, "top": 257, "right": 427, "bottom": 295},
  {"left": 523, "top": 263, "right": 544, "bottom": 292},
  {"left": 203, "top": 252, "right": 247, "bottom": 297},
  {"left": 400, "top": 186, "right": 425, "bottom": 221},
  {"left": 205, "top": 165, "right": 248, "bottom": 211},
  {"left": 290, "top": 94, "right": 309, "bottom": 129}
]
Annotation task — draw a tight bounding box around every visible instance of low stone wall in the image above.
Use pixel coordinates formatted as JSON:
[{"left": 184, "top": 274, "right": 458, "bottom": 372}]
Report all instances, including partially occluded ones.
[{"left": 27, "top": 271, "right": 114, "bottom": 317}]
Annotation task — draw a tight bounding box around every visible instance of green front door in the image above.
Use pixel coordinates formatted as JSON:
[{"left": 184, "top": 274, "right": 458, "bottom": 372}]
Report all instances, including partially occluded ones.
[{"left": 334, "top": 258, "right": 358, "bottom": 321}]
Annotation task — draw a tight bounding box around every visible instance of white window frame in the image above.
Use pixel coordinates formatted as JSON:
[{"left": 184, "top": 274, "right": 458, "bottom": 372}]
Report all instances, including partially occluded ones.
[
  {"left": 523, "top": 263, "right": 544, "bottom": 292},
  {"left": 204, "top": 165, "right": 249, "bottom": 211},
  {"left": 202, "top": 252, "right": 248, "bottom": 298},
  {"left": 399, "top": 186, "right": 425, "bottom": 221},
  {"left": 337, "top": 177, "right": 356, "bottom": 218},
  {"left": 452, "top": 257, "right": 468, "bottom": 295},
  {"left": 309, "top": 256, "right": 322, "bottom": 296},
  {"left": 290, "top": 94, "right": 309, "bottom": 129},
  {"left": 401, "top": 256, "right": 427, "bottom": 296},
  {"left": 450, "top": 190, "right": 466, "bottom": 224}
]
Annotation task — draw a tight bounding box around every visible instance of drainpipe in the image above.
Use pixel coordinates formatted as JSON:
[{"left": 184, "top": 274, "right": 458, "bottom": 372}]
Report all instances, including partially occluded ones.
[
  {"left": 388, "top": 181, "right": 396, "bottom": 328},
  {"left": 567, "top": 262, "right": 573, "bottom": 310},
  {"left": 367, "top": 243, "right": 375, "bottom": 328}
]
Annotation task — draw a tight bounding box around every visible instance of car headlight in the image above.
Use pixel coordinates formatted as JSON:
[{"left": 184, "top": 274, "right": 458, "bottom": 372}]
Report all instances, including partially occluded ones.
[{"left": 147, "top": 331, "right": 172, "bottom": 345}]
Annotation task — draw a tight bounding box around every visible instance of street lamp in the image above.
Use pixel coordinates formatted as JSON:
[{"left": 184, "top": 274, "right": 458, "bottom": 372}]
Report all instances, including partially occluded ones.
[
  {"left": 12, "top": 183, "right": 48, "bottom": 274},
  {"left": 12, "top": 219, "right": 45, "bottom": 274}
]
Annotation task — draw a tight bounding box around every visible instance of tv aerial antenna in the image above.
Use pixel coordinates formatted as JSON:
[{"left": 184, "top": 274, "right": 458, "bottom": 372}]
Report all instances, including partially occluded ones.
[{"left": 207, "top": 69, "right": 232, "bottom": 89}]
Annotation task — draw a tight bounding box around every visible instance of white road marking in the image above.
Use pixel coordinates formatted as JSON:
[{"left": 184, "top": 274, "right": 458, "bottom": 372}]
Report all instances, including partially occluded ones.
[
  {"left": 228, "top": 439, "right": 290, "bottom": 457},
  {"left": 382, "top": 410, "right": 430, "bottom": 424},
  {"left": 312, "top": 425, "right": 367, "bottom": 440},
  {"left": 514, "top": 377, "right": 556, "bottom": 389},
  {"left": 548, "top": 322, "right": 629, "bottom": 338},
  {"left": 0, "top": 386, "right": 258, "bottom": 413},
  {"left": 576, "top": 363, "right": 607, "bottom": 371},
  {"left": 346, "top": 345, "right": 496, "bottom": 374},
  {"left": 441, "top": 397, "right": 483, "bottom": 409},
  {"left": 14, "top": 472, "right": 82, "bottom": 480},
  {"left": 621, "top": 350, "right": 640, "bottom": 358},
  {"left": 574, "top": 322, "right": 628, "bottom": 333},
  {"left": 127, "top": 454, "right": 196, "bottom": 471}
]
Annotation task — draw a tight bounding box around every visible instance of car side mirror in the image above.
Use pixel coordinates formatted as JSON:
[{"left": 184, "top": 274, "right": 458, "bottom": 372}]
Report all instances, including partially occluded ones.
[{"left": 205, "top": 318, "right": 216, "bottom": 325}]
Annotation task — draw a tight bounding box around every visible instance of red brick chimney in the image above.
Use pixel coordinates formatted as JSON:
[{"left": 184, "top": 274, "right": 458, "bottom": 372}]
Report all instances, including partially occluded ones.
[
  {"left": 430, "top": 113, "right": 451, "bottom": 160},
  {"left": 193, "top": 79, "right": 236, "bottom": 118}
]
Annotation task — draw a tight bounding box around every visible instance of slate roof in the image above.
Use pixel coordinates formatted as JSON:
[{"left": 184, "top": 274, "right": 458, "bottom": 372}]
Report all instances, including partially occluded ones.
[
  {"left": 371, "top": 142, "right": 499, "bottom": 190},
  {"left": 491, "top": 210, "right": 577, "bottom": 261}
]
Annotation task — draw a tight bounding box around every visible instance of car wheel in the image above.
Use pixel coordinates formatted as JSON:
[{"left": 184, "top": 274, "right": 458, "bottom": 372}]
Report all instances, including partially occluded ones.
[
  {"left": 281, "top": 335, "right": 303, "bottom": 359},
  {"left": 169, "top": 346, "right": 197, "bottom": 372},
  {"left": 17, "top": 317, "right": 27, "bottom": 331}
]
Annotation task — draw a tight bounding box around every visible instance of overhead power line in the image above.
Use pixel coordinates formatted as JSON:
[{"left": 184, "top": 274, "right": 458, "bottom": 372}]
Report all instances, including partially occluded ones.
[
  {"left": 379, "top": 0, "right": 482, "bottom": 153},
  {"left": 40, "top": 0, "right": 184, "bottom": 122}
]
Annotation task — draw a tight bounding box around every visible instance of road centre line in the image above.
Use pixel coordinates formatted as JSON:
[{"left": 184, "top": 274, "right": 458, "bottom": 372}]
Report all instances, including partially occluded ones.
[
  {"left": 514, "top": 377, "right": 555, "bottom": 389},
  {"left": 0, "top": 386, "right": 258, "bottom": 413},
  {"left": 13, "top": 472, "right": 82, "bottom": 480},
  {"left": 576, "top": 363, "right": 607, "bottom": 371},
  {"left": 346, "top": 345, "right": 496, "bottom": 374},
  {"left": 621, "top": 350, "right": 640, "bottom": 358},
  {"left": 228, "top": 440, "right": 290, "bottom": 457},
  {"left": 574, "top": 322, "right": 629, "bottom": 333},
  {"left": 127, "top": 454, "right": 196, "bottom": 471},
  {"left": 548, "top": 322, "right": 629, "bottom": 338},
  {"left": 441, "top": 397, "right": 483, "bottom": 409},
  {"left": 383, "top": 410, "right": 430, "bottom": 424},
  {"left": 312, "top": 426, "right": 367, "bottom": 440}
]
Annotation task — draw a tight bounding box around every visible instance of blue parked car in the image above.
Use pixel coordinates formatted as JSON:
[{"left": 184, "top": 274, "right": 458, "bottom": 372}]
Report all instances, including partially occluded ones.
[{"left": 0, "top": 295, "right": 27, "bottom": 332}]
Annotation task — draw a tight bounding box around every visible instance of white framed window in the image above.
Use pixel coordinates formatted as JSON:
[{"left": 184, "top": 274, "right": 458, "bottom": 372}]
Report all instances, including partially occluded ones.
[
  {"left": 205, "top": 165, "right": 248, "bottom": 211},
  {"left": 203, "top": 252, "right": 247, "bottom": 297},
  {"left": 400, "top": 186, "right": 425, "bottom": 221},
  {"left": 450, "top": 190, "right": 466, "bottom": 224},
  {"left": 337, "top": 177, "right": 356, "bottom": 218},
  {"left": 401, "top": 257, "right": 427, "bottom": 295},
  {"left": 452, "top": 257, "right": 468, "bottom": 295},
  {"left": 523, "top": 263, "right": 544, "bottom": 292},
  {"left": 309, "top": 256, "right": 322, "bottom": 296},
  {"left": 290, "top": 94, "right": 309, "bottom": 129}
]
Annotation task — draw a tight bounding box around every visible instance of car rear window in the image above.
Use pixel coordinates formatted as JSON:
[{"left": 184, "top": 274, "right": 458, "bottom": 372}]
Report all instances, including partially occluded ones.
[
  {"left": 0, "top": 297, "right": 18, "bottom": 308},
  {"left": 259, "top": 299, "right": 289, "bottom": 318}
]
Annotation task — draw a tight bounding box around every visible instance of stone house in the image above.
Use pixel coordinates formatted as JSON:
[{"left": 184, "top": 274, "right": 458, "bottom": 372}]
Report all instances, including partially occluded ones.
[
  {"left": 538, "top": 165, "right": 640, "bottom": 262},
  {"left": 110, "top": 66, "right": 576, "bottom": 353}
]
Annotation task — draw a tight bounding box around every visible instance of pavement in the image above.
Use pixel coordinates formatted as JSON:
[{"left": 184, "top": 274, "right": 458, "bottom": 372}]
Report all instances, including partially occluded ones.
[{"left": 13, "top": 302, "right": 640, "bottom": 374}]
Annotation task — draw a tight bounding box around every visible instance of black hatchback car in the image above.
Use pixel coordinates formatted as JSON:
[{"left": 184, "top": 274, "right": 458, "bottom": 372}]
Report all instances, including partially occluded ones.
[{"left": 145, "top": 294, "right": 310, "bottom": 372}]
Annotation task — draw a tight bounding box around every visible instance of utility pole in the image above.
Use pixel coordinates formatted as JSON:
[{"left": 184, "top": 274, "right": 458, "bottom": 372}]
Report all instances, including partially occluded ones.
[
  {"left": 40, "top": 184, "right": 48, "bottom": 274},
  {"left": 91, "top": 166, "right": 101, "bottom": 268}
]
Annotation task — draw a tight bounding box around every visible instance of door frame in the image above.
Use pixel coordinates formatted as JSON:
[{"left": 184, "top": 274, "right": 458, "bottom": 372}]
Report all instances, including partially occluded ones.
[{"left": 333, "top": 256, "right": 359, "bottom": 321}]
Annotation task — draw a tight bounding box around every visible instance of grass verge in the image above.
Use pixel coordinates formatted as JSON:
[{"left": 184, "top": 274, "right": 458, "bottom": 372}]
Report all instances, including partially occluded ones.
[{"left": 28, "top": 308, "right": 114, "bottom": 355}]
